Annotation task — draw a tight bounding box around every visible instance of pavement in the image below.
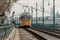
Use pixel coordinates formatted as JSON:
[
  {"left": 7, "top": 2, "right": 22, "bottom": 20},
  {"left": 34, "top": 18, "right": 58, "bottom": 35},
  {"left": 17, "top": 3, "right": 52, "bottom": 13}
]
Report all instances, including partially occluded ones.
[{"left": 14, "top": 28, "right": 20, "bottom": 40}]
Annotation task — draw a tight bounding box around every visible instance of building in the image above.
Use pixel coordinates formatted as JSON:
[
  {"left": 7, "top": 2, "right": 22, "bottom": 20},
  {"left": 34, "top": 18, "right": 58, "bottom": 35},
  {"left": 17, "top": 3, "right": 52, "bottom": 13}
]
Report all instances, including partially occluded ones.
[{"left": 56, "top": 11, "right": 60, "bottom": 18}]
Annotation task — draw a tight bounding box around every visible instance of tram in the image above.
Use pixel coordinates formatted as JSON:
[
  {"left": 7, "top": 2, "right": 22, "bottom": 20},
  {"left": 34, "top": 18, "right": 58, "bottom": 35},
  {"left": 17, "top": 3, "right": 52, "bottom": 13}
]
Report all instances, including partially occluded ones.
[{"left": 20, "top": 12, "right": 32, "bottom": 28}]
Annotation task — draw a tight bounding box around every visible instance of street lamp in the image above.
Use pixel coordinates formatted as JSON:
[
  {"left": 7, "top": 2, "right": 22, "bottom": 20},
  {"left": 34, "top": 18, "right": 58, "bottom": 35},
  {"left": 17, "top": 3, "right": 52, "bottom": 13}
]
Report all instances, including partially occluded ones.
[
  {"left": 48, "top": 0, "right": 50, "bottom": 6},
  {"left": 12, "top": 11, "right": 15, "bottom": 25}
]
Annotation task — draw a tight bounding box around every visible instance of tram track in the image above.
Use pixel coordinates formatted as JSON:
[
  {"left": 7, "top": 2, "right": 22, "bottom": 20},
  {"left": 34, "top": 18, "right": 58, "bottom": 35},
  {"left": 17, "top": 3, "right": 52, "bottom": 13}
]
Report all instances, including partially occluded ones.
[
  {"left": 18, "top": 27, "right": 60, "bottom": 40},
  {"left": 24, "top": 28, "right": 47, "bottom": 40},
  {"left": 30, "top": 27, "right": 60, "bottom": 39},
  {"left": 34, "top": 27, "right": 60, "bottom": 34},
  {"left": 19, "top": 28, "right": 47, "bottom": 40}
]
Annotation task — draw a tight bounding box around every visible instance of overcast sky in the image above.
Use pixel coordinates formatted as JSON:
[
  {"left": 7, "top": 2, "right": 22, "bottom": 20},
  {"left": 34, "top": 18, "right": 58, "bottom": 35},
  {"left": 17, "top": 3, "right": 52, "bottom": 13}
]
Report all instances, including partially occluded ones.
[{"left": 10, "top": 0, "right": 60, "bottom": 17}]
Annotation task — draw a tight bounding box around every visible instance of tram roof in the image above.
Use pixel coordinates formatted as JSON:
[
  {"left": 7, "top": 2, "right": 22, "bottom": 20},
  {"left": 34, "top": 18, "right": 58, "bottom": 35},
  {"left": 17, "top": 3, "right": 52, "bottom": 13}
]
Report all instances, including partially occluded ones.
[{"left": 20, "top": 12, "right": 32, "bottom": 19}]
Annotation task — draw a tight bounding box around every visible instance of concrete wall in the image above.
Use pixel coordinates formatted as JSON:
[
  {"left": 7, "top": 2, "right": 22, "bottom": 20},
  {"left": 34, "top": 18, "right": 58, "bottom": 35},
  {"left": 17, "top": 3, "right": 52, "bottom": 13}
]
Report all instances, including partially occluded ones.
[{"left": 5, "top": 28, "right": 16, "bottom": 40}]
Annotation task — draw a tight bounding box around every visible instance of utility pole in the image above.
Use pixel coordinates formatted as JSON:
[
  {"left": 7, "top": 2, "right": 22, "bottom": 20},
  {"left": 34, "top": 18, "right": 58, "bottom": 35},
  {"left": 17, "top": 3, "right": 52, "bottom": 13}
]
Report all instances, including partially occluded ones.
[
  {"left": 42, "top": 0, "right": 44, "bottom": 26},
  {"left": 24, "top": 8, "right": 26, "bottom": 12},
  {"left": 31, "top": 6, "right": 33, "bottom": 24},
  {"left": 28, "top": 7, "right": 30, "bottom": 13},
  {"left": 31, "top": 6, "right": 33, "bottom": 17},
  {"left": 23, "top": 6, "right": 26, "bottom": 12},
  {"left": 36, "top": 2, "right": 38, "bottom": 25},
  {"left": 53, "top": 0, "right": 55, "bottom": 27}
]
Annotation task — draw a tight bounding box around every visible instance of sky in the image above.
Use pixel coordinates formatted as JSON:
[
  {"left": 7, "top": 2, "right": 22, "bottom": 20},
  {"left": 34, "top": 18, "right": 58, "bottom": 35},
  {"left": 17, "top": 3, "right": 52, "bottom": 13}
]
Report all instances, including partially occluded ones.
[{"left": 10, "top": 0, "right": 60, "bottom": 17}]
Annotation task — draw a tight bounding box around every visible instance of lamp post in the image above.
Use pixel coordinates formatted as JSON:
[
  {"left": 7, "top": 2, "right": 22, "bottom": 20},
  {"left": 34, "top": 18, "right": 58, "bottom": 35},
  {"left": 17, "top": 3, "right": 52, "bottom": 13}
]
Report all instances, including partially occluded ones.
[{"left": 12, "top": 11, "right": 15, "bottom": 26}]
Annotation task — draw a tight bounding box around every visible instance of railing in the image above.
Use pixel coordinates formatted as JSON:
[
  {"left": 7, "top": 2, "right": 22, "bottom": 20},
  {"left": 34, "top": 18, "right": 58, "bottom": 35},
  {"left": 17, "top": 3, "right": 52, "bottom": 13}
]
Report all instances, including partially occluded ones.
[
  {"left": 0, "top": 25, "right": 14, "bottom": 40},
  {"left": 32, "top": 19, "right": 60, "bottom": 30}
]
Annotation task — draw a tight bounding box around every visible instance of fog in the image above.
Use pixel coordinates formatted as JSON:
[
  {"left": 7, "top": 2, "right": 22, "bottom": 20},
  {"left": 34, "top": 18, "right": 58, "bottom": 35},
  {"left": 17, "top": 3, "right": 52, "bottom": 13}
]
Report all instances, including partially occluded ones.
[{"left": 6, "top": 0, "right": 60, "bottom": 18}]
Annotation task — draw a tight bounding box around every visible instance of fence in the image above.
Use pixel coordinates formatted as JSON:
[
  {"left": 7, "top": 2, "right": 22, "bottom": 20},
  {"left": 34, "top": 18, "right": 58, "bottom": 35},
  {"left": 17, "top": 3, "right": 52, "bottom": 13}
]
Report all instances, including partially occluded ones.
[{"left": 32, "top": 18, "right": 60, "bottom": 30}]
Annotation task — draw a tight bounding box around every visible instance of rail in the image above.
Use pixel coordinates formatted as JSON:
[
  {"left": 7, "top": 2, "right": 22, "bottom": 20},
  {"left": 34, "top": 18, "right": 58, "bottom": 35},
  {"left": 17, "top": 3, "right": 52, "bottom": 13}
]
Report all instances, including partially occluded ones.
[
  {"left": 31, "top": 27, "right": 60, "bottom": 39},
  {"left": 24, "top": 28, "right": 47, "bottom": 40}
]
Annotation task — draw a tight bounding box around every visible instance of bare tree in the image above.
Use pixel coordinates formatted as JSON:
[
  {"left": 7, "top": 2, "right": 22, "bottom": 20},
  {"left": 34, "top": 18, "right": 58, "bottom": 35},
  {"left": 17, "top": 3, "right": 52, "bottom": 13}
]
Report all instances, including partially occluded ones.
[
  {"left": 0, "top": 0, "right": 17, "bottom": 16},
  {"left": 0, "top": 0, "right": 17, "bottom": 21}
]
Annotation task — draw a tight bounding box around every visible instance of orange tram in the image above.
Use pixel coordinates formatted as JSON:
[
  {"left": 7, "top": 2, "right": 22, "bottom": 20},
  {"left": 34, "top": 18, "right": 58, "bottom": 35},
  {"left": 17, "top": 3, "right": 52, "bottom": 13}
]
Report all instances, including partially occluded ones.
[{"left": 20, "top": 12, "right": 32, "bottom": 28}]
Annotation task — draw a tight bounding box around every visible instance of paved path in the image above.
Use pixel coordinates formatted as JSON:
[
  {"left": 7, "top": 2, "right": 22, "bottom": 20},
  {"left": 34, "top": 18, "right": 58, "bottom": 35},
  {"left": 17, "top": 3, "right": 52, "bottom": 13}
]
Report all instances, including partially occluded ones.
[
  {"left": 14, "top": 28, "right": 20, "bottom": 40},
  {"left": 19, "top": 28, "right": 38, "bottom": 40}
]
